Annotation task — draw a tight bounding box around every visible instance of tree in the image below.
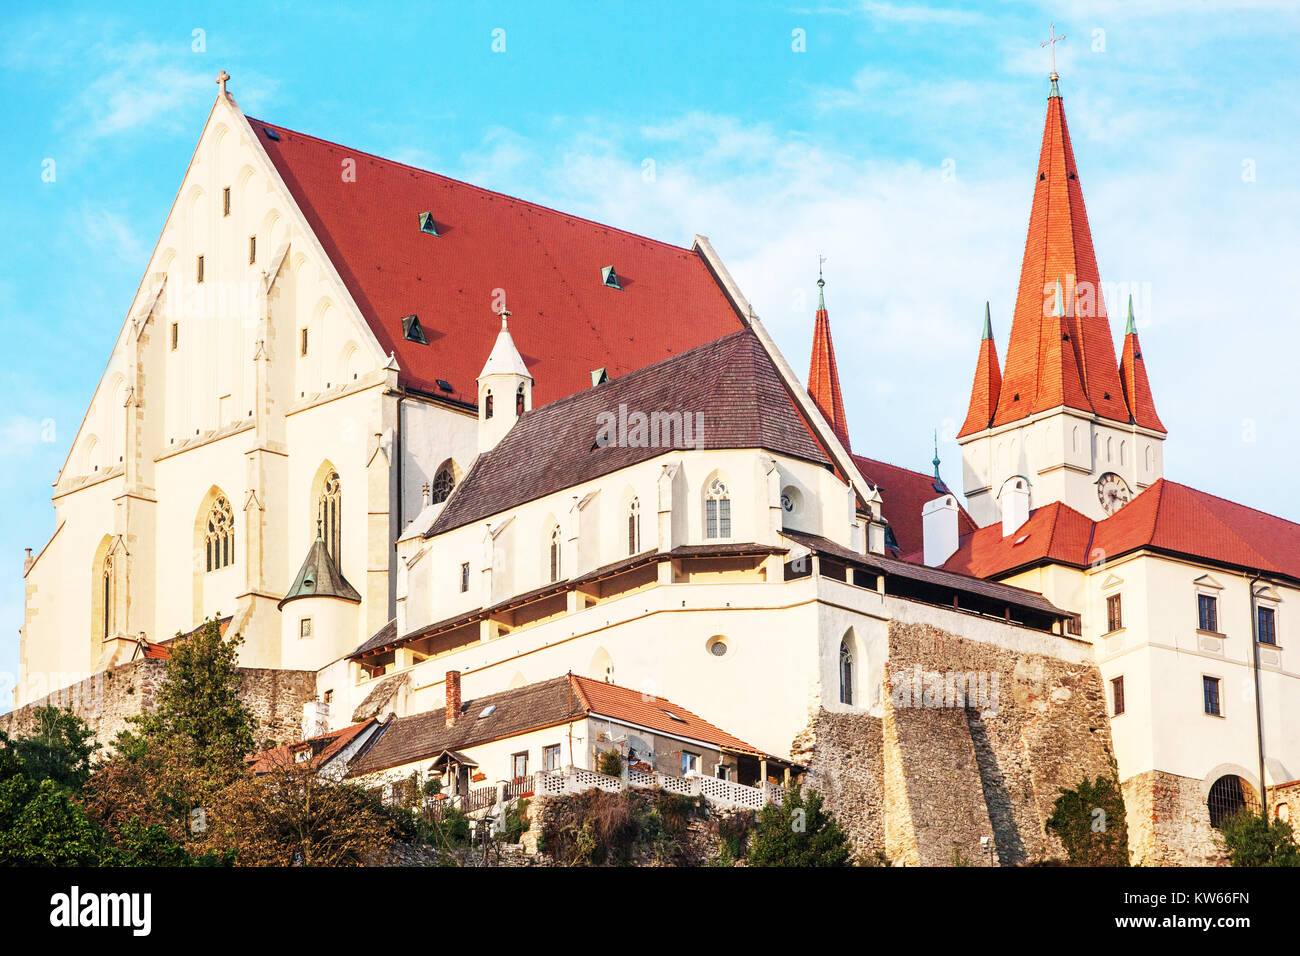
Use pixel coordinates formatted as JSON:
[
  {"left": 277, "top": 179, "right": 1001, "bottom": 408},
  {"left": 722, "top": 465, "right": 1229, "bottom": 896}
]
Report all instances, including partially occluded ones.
[
  {"left": 748, "top": 787, "right": 852, "bottom": 867},
  {"left": 0, "top": 776, "right": 108, "bottom": 866},
  {"left": 1046, "top": 775, "right": 1130, "bottom": 866},
  {"left": 1220, "top": 810, "right": 1300, "bottom": 867},
  {"left": 204, "top": 753, "right": 396, "bottom": 866},
  {"left": 10, "top": 706, "right": 100, "bottom": 791}
]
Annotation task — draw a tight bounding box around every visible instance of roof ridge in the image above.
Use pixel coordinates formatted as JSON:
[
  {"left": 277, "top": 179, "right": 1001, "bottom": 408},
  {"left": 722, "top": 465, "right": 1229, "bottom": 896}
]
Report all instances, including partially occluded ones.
[{"left": 248, "top": 116, "right": 698, "bottom": 256}]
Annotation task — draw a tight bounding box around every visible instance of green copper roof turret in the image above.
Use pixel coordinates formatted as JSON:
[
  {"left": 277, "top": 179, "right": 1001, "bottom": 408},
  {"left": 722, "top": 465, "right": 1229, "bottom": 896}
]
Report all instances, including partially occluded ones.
[{"left": 278, "top": 532, "right": 362, "bottom": 610}]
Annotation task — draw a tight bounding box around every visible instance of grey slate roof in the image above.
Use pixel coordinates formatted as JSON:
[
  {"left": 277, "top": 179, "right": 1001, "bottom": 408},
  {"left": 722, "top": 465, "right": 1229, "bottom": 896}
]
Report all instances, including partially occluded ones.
[
  {"left": 278, "top": 535, "right": 362, "bottom": 610},
  {"left": 429, "top": 328, "right": 830, "bottom": 535}
]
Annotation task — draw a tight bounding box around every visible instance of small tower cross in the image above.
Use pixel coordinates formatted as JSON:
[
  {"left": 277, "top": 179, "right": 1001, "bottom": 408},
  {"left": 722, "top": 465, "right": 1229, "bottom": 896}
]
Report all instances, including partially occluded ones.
[
  {"left": 215, "top": 70, "right": 230, "bottom": 96},
  {"left": 1040, "top": 24, "right": 1065, "bottom": 78}
]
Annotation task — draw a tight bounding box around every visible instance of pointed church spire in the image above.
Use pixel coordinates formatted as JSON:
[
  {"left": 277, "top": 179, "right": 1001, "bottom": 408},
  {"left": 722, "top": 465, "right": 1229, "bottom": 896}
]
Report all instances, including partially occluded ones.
[
  {"left": 1118, "top": 294, "right": 1166, "bottom": 432},
  {"left": 956, "top": 302, "right": 1004, "bottom": 438},
  {"left": 988, "top": 74, "right": 1130, "bottom": 430},
  {"left": 806, "top": 267, "right": 851, "bottom": 451}
]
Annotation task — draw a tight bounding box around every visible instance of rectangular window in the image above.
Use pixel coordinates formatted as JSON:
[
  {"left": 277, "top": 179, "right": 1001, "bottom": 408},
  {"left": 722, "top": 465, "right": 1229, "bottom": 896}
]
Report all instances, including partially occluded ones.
[
  {"left": 1198, "top": 594, "right": 1219, "bottom": 633},
  {"left": 543, "top": 744, "right": 561, "bottom": 772},
  {"left": 222, "top": 186, "right": 231, "bottom": 216},
  {"left": 196, "top": 254, "right": 205, "bottom": 283},
  {"left": 299, "top": 618, "right": 313, "bottom": 640},
  {"left": 716, "top": 764, "right": 733, "bottom": 781},
  {"left": 460, "top": 562, "right": 470, "bottom": 593},
  {"left": 300, "top": 327, "right": 309, "bottom": 356},
  {"left": 681, "top": 751, "right": 699, "bottom": 776},
  {"left": 248, "top": 235, "right": 256, "bottom": 264},
  {"left": 705, "top": 499, "right": 731, "bottom": 540},
  {"left": 1111, "top": 676, "right": 1125, "bottom": 716},
  {"left": 1106, "top": 594, "right": 1122, "bottom": 632},
  {"left": 170, "top": 322, "right": 179, "bottom": 350},
  {"left": 1258, "top": 606, "right": 1277, "bottom": 645},
  {"left": 511, "top": 752, "right": 528, "bottom": 780},
  {"left": 1203, "top": 676, "right": 1222, "bottom": 717}
]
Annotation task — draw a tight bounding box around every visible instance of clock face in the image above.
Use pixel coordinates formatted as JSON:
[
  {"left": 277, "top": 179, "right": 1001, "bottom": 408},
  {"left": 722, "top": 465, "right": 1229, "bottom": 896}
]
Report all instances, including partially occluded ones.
[{"left": 1096, "top": 472, "right": 1132, "bottom": 515}]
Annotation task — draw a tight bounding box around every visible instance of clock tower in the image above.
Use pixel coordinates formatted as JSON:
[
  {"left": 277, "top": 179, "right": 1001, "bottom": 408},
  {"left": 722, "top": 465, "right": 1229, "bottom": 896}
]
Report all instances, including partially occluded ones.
[{"left": 955, "top": 72, "right": 1166, "bottom": 525}]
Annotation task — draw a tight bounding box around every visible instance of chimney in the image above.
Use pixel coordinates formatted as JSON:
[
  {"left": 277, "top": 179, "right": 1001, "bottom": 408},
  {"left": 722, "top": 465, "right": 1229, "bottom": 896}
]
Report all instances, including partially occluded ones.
[
  {"left": 866, "top": 518, "right": 887, "bottom": 555},
  {"left": 445, "top": 670, "right": 462, "bottom": 728},
  {"left": 23, "top": 548, "right": 33, "bottom": 573},
  {"left": 922, "top": 495, "right": 959, "bottom": 567},
  {"left": 302, "top": 699, "right": 330, "bottom": 739},
  {"left": 1001, "top": 478, "right": 1031, "bottom": 537}
]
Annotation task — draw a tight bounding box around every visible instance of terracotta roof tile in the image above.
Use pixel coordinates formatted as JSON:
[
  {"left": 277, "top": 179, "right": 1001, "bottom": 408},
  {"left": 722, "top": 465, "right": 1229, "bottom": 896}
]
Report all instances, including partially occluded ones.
[
  {"left": 247, "top": 719, "right": 376, "bottom": 775},
  {"left": 251, "top": 118, "right": 744, "bottom": 406}
]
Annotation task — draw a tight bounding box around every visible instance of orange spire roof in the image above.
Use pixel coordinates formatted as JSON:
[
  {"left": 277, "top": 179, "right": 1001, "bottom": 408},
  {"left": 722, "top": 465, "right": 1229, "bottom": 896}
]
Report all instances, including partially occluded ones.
[
  {"left": 991, "top": 78, "right": 1131, "bottom": 429},
  {"left": 1118, "top": 295, "right": 1166, "bottom": 432},
  {"left": 807, "top": 275, "right": 851, "bottom": 450},
  {"left": 957, "top": 302, "right": 1003, "bottom": 438}
]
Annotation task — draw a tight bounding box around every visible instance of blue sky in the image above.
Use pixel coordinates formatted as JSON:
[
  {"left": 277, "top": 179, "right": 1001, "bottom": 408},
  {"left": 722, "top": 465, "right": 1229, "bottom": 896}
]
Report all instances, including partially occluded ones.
[{"left": 2, "top": 1, "right": 1298, "bottom": 697}]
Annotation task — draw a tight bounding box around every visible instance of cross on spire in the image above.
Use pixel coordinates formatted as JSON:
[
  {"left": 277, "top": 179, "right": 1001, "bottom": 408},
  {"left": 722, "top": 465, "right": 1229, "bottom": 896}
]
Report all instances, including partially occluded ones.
[
  {"left": 215, "top": 70, "right": 231, "bottom": 96},
  {"left": 1041, "top": 24, "right": 1065, "bottom": 79}
]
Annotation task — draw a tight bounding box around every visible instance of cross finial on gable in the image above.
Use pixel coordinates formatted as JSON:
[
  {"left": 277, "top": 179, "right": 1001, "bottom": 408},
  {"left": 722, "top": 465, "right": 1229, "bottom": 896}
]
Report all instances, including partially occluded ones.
[{"left": 216, "top": 71, "right": 231, "bottom": 96}]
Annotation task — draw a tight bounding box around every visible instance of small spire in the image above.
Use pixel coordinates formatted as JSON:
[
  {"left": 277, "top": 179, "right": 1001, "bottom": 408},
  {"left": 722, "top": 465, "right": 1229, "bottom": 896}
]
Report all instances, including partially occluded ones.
[
  {"left": 1041, "top": 24, "right": 1064, "bottom": 98},
  {"left": 1124, "top": 294, "right": 1137, "bottom": 335},
  {"left": 316, "top": 518, "right": 323, "bottom": 541},
  {"left": 817, "top": 255, "right": 827, "bottom": 311},
  {"left": 216, "top": 70, "right": 231, "bottom": 97},
  {"left": 932, "top": 430, "right": 941, "bottom": 479},
  {"left": 981, "top": 301, "right": 993, "bottom": 340}
]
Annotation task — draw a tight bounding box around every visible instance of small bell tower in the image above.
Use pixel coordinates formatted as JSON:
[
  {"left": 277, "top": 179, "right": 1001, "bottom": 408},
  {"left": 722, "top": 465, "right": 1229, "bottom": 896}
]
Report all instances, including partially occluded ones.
[{"left": 477, "top": 309, "right": 533, "bottom": 453}]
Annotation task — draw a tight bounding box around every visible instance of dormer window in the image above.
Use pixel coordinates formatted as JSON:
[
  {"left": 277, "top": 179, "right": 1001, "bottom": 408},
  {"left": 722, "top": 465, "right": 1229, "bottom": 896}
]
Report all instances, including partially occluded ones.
[
  {"left": 401, "top": 313, "right": 427, "bottom": 345},
  {"left": 601, "top": 265, "right": 622, "bottom": 290}
]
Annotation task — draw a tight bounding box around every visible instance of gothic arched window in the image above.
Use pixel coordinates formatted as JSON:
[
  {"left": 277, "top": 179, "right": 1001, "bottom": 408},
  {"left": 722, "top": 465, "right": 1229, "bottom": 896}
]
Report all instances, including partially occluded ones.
[
  {"left": 484, "top": 390, "right": 494, "bottom": 420},
  {"left": 839, "top": 640, "right": 854, "bottom": 705},
  {"left": 704, "top": 478, "right": 731, "bottom": 540},
  {"left": 102, "top": 556, "right": 113, "bottom": 641},
  {"left": 431, "top": 467, "right": 455, "bottom": 505},
  {"left": 627, "top": 497, "right": 641, "bottom": 555},
  {"left": 206, "top": 496, "right": 235, "bottom": 572},
  {"left": 549, "top": 524, "right": 562, "bottom": 583},
  {"left": 516, "top": 383, "right": 526, "bottom": 416},
  {"left": 319, "top": 471, "right": 341, "bottom": 559}
]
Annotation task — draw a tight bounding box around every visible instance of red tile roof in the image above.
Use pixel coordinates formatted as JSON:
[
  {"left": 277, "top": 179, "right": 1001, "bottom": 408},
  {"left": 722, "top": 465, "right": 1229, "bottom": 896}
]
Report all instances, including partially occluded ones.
[
  {"left": 570, "top": 675, "right": 770, "bottom": 758},
  {"left": 247, "top": 719, "right": 376, "bottom": 775},
  {"left": 941, "top": 480, "right": 1300, "bottom": 584},
  {"left": 1119, "top": 318, "right": 1165, "bottom": 432},
  {"left": 852, "top": 454, "right": 976, "bottom": 557},
  {"left": 991, "top": 86, "right": 1133, "bottom": 431},
  {"left": 251, "top": 118, "right": 745, "bottom": 405},
  {"left": 957, "top": 308, "right": 1003, "bottom": 438},
  {"left": 806, "top": 285, "right": 850, "bottom": 451}
]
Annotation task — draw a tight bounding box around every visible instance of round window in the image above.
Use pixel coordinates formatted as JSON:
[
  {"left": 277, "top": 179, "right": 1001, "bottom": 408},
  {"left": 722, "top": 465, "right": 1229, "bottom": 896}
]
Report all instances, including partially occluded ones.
[{"left": 707, "top": 637, "right": 728, "bottom": 657}]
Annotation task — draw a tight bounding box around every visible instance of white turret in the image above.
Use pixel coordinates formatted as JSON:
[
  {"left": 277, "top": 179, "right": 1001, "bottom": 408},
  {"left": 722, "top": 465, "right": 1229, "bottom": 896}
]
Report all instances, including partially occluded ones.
[{"left": 477, "top": 310, "right": 533, "bottom": 453}]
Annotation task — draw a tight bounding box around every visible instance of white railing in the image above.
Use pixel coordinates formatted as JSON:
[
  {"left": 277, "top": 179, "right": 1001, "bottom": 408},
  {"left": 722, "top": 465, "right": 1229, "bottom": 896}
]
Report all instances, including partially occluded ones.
[{"left": 532, "top": 767, "right": 783, "bottom": 811}]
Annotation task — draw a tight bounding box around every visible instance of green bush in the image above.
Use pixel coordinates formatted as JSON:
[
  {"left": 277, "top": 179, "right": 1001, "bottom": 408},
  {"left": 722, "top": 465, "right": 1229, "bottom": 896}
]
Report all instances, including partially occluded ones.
[
  {"left": 747, "top": 787, "right": 851, "bottom": 867},
  {"left": 1045, "top": 775, "right": 1129, "bottom": 866},
  {"left": 596, "top": 750, "right": 624, "bottom": 777},
  {"left": 1220, "top": 810, "right": 1300, "bottom": 867}
]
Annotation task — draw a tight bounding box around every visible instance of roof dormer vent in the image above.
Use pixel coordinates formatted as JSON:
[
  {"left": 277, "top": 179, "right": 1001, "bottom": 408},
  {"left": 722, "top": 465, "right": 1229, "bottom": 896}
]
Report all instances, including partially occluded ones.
[
  {"left": 402, "top": 313, "right": 428, "bottom": 344},
  {"left": 418, "top": 211, "right": 439, "bottom": 236},
  {"left": 601, "top": 265, "right": 622, "bottom": 290}
]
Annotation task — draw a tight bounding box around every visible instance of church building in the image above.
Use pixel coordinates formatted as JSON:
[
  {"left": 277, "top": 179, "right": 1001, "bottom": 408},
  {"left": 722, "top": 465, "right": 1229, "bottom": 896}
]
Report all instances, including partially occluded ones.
[{"left": 14, "top": 67, "right": 1298, "bottom": 866}]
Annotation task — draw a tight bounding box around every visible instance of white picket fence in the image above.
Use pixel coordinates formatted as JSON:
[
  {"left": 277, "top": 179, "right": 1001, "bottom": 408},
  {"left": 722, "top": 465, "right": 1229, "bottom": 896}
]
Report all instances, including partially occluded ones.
[{"left": 533, "top": 767, "right": 783, "bottom": 811}]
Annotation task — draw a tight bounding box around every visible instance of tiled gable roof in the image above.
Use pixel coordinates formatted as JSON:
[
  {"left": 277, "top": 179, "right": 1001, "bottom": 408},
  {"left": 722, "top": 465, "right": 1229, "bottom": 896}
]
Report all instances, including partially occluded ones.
[
  {"left": 251, "top": 118, "right": 744, "bottom": 406},
  {"left": 247, "top": 719, "right": 376, "bottom": 775},
  {"left": 429, "top": 328, "right": 829, "bottom": 534},
  {"left": 941, "top": 480, "right": 1300, "bottom": 584},
  {"left": 348, "top": 674, "right": 779, "bottom": 777}
]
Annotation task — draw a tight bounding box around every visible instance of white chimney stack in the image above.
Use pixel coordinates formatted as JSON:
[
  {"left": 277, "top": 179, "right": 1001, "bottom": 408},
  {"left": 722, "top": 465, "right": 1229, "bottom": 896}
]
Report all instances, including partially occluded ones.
[
  {"left": 1001, "top": 477, "right": 1031, "bottom": 537},
  {"left": 302, "top": 699, "right": 330, "bottom": 739},
  {"left": 922, "top": 495, "right": 960, "bottom": 567}
]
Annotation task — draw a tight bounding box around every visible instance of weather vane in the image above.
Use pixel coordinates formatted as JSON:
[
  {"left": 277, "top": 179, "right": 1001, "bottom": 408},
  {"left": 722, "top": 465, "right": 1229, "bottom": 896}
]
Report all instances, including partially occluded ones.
[{"left": 1041, "top": 23, "right": 1065, "bottom": 77}]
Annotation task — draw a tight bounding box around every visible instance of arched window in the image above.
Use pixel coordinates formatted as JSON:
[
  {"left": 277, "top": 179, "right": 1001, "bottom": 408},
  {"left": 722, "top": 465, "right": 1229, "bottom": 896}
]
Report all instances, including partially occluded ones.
[
  {"left": 484, "top": 390, "right": 494, "bottom": 420},
  {"left": 102, "top": 555, "right": 113, "bottom": 641},
  {"left": 1207, "top": 775, "right": 1260, "bottom": 829},
  {"left": 704, "top": 478, "right": 730, "bottom": 540},
  {"left": 206, "top": 496, "right": 235, "bottom": 572},
  {"left": 516, "top": 383, "right": 526, "bottom": 416},
  {"left": 318, "top": 470, "right": 341, "bottom": 559},
  {"left": 627, "top": 497, "right": 641, "bottom": 555},
  {"left": 839, "top": 640, "right": 854, "bottom": 705},
  {"left": 431, "top": 467, "right": 455, "bottom": 505},
  {"left": 548, "top": 524, "right": 562, "bottom": 583}
]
